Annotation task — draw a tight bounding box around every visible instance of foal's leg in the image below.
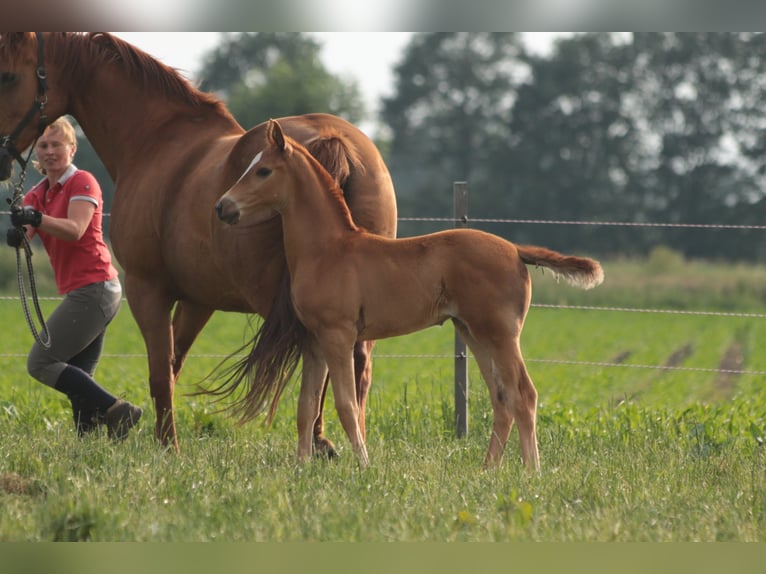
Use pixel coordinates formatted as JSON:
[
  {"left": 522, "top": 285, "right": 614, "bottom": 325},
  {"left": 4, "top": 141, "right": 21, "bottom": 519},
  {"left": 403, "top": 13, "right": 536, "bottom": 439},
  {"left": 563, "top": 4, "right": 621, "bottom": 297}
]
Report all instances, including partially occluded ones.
[
  {"left": 311, "top": 374, "right": 336, "bottom": 457},
  {"left": 353, "top": 339, "right": 375, "bottom": 440},
  {"left": 320, "top": 331, "right": 369, "bottom": 467},
  {"left": 509, "top": 346, "right": 539, "bottom": 471},
  {"left": 312, "top": 339, "right": 373, "bottom": 455},
  {"left": 457, "top": 320, "right": 539, "bottom": 470},
  {"left": 297, "top": 340, "right": 329, "bottom": 462},
  {"left": 457, "top": 326, "right": 516, "bottom": 469},
  {"left": 483, "top": 339, "right": 539, "bottom": 471}
]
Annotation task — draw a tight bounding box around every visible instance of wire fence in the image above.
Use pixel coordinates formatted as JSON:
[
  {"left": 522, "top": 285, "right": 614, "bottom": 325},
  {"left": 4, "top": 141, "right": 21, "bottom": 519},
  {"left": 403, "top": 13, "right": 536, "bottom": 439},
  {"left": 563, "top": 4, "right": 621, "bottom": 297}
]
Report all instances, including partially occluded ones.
[
  {"left": 399, "top": 215, "right": 766, "bottom": 231},
  {"left": 3, "top": 198, "right": 766, "bottom": 380},
  {"left": 1, "top": 296, "right": 764, "bottom": 376}
]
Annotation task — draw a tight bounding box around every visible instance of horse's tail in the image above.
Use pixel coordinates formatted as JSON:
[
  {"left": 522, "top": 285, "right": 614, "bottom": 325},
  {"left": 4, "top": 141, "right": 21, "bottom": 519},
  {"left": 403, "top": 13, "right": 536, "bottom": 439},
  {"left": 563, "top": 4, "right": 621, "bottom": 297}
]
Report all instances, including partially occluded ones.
[
  {"left": 200, "top": 270, "right": 308, "bottom": 424},
  {"left": 516, "top": 245, "right": 604, "bottom": 290}
]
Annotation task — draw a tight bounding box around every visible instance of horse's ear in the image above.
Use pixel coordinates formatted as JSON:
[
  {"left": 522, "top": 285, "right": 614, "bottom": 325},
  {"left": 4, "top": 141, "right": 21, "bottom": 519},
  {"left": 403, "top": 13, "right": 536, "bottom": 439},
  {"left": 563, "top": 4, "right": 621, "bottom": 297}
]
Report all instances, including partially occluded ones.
[{"left": 268, "top": 119, "right": 286, "bottom": 151}]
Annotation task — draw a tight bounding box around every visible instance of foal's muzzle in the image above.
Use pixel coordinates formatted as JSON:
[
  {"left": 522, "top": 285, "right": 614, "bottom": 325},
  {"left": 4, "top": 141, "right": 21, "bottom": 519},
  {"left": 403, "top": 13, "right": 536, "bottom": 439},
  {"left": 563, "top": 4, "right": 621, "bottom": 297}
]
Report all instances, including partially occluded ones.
[{"left": 215, "top": 197, "right": 241, "bottom": 224}]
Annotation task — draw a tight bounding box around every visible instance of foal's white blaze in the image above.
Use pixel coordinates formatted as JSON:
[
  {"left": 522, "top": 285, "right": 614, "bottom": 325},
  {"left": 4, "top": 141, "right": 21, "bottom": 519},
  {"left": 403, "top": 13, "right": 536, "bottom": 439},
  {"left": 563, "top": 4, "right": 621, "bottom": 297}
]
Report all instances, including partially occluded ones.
[{"left": 235, "top": 150, "right": 263, "bottom": 184}]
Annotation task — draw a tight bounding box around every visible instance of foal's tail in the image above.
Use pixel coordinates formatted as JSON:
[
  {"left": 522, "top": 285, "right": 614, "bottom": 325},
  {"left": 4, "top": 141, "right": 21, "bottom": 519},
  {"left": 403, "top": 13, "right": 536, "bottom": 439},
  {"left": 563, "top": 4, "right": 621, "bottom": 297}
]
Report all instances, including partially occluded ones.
[{"left": 517, "top": 245, "right": 604, "bottom": 289}]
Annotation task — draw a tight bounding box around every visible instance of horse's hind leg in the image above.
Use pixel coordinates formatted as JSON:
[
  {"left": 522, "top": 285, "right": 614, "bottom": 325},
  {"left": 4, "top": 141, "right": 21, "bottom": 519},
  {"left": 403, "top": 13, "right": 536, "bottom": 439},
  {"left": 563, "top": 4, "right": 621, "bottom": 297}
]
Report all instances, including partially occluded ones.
[
  {"left": 458, "top": 328, "right": 515, "bottom": 469},
  {"left": 457, "top": 322, "right": 539, "bottom": 470},
  {"left": 513, "top": 355, "right": 539, "bottom": 471},
  {"left": 171, "top": 301, "right": 214, "bottom": 378},
  {"left": 488, "top": 339, "right": 539, "bottom": 471}
]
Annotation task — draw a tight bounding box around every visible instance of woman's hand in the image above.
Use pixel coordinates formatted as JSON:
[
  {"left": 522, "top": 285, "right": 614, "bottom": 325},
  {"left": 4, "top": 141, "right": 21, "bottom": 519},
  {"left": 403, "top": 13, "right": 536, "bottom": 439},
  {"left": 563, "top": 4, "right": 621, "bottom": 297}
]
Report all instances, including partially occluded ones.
[{"left": 10, "top": 206, "right": 42, "bottom": 228}]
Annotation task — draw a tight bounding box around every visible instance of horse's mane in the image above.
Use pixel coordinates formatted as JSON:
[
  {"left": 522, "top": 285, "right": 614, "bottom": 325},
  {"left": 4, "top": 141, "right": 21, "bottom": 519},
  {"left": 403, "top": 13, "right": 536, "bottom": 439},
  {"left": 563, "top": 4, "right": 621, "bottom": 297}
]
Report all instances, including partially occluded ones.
[
  {"left": 1, "top": 33, "right": 232, "bottom": 116},
  {"left": 298, "top": 131, "right": 364, "bottom": 232}
]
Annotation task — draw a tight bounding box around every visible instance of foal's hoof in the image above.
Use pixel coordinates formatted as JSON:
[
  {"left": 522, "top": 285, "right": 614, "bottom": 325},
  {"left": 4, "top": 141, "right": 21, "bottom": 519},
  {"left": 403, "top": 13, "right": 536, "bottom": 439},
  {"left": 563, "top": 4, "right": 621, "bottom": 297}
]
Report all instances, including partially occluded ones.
[{"left": 313, "top": 435, "right": 338, "bottom": 460}]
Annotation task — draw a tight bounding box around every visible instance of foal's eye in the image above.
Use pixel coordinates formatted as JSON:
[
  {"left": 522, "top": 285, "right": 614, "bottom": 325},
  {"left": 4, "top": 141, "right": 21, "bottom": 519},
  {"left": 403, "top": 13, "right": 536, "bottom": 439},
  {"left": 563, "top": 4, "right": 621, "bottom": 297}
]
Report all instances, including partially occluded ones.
[
  {"left": 0, "top": 72, "right": 17, "bottom": 88},
  {"left": 255, "top": 167, "right": 272, "bottom": 177}
]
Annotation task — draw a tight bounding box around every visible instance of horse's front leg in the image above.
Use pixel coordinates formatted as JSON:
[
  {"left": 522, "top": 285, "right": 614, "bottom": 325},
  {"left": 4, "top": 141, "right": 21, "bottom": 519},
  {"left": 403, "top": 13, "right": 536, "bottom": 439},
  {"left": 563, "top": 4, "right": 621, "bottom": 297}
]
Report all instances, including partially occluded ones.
[
  {"left": 297, "top": 339, "right": 329, "bottom": 462},
  {"left": 124, "top": 275, "right": 179, "bottom": 451},
  {"left": 320, "top": 330, "right": 369, "bottom": 467},
  {"left": 312, "top": 339, "right": 373, "bottom": 457}
]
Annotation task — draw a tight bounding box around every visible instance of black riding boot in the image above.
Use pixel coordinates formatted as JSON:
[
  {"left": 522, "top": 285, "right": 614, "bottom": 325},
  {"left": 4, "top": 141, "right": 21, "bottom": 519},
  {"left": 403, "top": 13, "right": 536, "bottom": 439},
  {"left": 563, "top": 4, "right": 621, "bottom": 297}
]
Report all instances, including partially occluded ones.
[{"left": 54, "top": 365, "right": 118, "bottom": 436}]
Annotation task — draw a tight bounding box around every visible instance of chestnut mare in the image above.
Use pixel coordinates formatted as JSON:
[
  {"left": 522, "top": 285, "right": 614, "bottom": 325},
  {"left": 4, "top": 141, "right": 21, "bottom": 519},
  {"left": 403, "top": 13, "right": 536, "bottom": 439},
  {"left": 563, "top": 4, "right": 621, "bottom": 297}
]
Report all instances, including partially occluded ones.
[
  {"left": 0, "top": 33, "right": 397, "bottom": 452},
  {"left": 215, "top": 120, "right": 604, "bottom": 469}
]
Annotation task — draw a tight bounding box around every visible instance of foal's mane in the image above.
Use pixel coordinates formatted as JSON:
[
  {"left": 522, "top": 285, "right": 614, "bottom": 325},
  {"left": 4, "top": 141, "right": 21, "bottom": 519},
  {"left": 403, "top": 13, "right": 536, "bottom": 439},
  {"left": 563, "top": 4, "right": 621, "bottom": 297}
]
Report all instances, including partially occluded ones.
[
  {"left": 294, "top": 130, "right": 363, "bottom": 232},
  {"left": 1, "top": 32, "right": 231, "bottom": 116}
]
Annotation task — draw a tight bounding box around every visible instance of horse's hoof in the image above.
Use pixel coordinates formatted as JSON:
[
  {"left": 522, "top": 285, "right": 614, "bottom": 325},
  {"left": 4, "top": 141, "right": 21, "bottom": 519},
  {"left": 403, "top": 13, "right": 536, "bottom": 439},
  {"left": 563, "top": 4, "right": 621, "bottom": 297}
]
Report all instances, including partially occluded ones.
[{"left": 313, "top": 436, "right": 338, "bottom": 460}]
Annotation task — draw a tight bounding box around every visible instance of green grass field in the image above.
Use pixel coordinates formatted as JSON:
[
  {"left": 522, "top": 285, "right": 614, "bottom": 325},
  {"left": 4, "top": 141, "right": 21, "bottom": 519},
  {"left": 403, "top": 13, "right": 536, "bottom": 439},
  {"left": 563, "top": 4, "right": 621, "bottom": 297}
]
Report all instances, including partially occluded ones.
[{"left": 0, "top": 251, "right": 765, "bottom": 541}]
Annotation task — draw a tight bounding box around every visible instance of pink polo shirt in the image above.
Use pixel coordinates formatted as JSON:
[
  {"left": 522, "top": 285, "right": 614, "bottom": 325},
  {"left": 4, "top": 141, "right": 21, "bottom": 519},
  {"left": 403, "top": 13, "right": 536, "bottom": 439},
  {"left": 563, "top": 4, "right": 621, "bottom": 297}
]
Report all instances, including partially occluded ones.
[{"left": 23, "top": 165, "right": 118, "bottom": 295}]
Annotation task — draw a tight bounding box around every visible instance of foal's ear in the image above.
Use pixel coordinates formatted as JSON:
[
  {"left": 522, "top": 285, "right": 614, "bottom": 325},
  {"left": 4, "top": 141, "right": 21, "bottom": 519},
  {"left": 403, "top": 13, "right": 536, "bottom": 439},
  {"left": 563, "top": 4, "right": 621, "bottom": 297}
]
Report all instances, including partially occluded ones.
[{"left": 267, "top": 119, "right": 287, "bottom": 152}]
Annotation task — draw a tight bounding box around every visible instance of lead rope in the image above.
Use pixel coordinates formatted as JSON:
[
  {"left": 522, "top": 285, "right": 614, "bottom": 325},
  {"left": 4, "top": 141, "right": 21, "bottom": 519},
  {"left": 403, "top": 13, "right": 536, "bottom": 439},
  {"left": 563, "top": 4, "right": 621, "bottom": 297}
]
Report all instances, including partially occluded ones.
[
  {"left": 16, "top": 231, "right": 51, "bottom": 348},
  {"left": 7, "top": 144, "right": 51, "bottom": 349}
]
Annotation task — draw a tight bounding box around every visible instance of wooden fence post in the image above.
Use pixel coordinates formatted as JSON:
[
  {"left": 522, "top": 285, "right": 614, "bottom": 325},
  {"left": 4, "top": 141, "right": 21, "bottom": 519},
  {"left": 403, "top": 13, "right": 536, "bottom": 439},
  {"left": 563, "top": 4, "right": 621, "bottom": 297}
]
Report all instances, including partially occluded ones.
[{"left": 453, "top": 181, "right": 469, "bottom": 438}]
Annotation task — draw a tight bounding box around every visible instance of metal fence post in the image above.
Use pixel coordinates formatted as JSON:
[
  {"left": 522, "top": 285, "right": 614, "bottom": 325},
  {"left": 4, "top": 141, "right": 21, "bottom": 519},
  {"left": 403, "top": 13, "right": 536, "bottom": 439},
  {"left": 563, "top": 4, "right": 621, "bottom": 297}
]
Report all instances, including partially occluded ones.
[{"left": 453, "top": 181, "right": 469, "bottom": 438}]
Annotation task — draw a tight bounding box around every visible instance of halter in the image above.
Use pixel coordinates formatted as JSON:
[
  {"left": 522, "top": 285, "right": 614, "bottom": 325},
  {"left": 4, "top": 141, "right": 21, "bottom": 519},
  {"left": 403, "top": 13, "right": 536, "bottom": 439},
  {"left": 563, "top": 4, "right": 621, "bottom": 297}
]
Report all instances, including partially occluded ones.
[{"left": 0, "top": 32, "right": 48, "bottom": 192}]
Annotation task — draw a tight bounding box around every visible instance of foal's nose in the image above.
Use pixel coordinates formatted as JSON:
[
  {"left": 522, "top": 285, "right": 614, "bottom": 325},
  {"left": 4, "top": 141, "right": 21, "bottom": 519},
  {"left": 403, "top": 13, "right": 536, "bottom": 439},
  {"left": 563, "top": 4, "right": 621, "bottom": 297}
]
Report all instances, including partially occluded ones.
[{"left": 215, "top": 197, "right": 241, "bottom": 224}]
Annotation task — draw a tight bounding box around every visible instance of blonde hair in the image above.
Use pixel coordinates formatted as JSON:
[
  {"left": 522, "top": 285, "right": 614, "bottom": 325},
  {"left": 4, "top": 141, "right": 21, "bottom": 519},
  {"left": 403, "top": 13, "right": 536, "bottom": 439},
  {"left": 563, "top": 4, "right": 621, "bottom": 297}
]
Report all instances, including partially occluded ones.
[{"left": 33, "top": 116, "right": 78, "bottom": 175}]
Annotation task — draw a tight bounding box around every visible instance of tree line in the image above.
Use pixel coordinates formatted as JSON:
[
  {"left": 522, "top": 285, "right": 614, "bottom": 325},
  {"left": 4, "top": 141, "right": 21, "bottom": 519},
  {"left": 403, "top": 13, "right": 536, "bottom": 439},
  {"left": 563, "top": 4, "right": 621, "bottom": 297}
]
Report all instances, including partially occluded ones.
[{"left": 76, "top": 33, "right": 766, "bottom": 261}]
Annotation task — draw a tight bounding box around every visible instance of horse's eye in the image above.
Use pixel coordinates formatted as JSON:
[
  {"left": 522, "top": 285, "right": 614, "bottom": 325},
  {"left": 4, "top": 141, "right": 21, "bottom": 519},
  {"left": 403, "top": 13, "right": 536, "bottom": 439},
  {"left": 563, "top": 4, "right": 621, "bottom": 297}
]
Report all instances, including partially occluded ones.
[
  {"left": 255, "top": 167, "right": 271, "bottom": 177},
  {"left": 0, "top": 72, "right": 17, "bottom": 88}
]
